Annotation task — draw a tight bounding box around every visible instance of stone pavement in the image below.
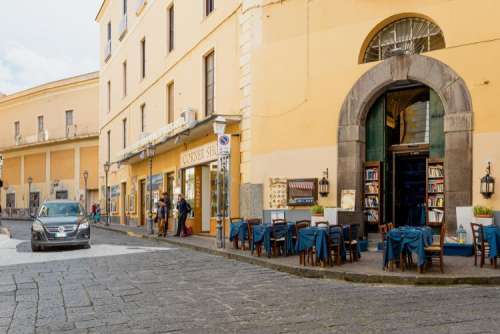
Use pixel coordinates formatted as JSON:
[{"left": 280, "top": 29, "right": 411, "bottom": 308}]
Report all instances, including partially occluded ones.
[
  {"left": 2, "top": 220, "right": 500, "bottom": 333},
  {"left": 95, "top": 223, "right": 500, "bottom": 285}
]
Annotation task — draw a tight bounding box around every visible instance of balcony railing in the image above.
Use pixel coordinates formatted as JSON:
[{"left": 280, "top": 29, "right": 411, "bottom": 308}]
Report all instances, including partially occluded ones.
[{"left": 1, "top": 126, "right": 98, "bottom": 150}]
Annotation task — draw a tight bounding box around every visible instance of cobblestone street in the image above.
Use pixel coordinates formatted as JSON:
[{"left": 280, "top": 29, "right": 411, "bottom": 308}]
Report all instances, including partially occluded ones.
[{"left": 1, "top": 221, "right": 500, "bottom": 334}]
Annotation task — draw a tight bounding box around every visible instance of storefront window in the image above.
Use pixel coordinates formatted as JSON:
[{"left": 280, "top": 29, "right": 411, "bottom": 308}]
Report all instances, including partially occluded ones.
[
  {"left": 184, "top": 167, "right": 195, "bottom": 217},
  {"left": 209, "top": 161, "right": 229, "bottom": 217}
]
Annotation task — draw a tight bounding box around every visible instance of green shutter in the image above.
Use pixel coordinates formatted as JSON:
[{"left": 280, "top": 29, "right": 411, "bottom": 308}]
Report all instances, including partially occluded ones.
[
  {"left": 366, "top": 95, "right": 386, "bottom": 162},
  {"left": 429, "top": 89, "right": 445, "bottom": 159}
]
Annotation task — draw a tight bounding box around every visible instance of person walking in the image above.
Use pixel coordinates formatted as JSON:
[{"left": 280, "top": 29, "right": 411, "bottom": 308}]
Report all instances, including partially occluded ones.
[
  {"left": 95, "top": 204, "right": 101, "bottom": 224},
  {"left": 161, "top": 192, "right": 170, "bottom": 237},
  {"left": 175, "top": 194, "right": 191, "bottom": 237}
]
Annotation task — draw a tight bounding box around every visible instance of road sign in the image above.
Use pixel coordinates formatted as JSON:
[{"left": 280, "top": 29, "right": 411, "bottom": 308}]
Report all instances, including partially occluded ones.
[{"left": 217, "top": 134, "right": 231, "bottom": 156}]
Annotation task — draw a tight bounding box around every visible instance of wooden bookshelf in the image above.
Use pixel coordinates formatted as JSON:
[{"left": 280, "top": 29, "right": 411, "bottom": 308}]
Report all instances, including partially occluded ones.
[
  {"left": 363, "top": 161, "right": 382, "bottom": 225},
  {"left": 426, "top": 159, "right": 445, "bottom": 226}
]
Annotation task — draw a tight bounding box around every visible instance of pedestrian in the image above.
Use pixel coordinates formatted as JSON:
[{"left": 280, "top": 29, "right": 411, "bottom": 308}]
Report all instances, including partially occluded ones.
[
  {"left": 161, "top": 192, "right": 170, "bottom": 237},
  {"left": 175, "top": 194, "right": 191, "bottom": 237},
  {"left": 95, "top": 204, "right": 101, "bottom": 223},
  {"left": 91, "top": 203, "right": 97, "bottom": 223}
]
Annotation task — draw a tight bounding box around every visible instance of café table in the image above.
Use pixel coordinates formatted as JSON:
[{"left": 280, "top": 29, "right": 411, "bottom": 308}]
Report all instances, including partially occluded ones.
[
  {"left": 383, "top": 226, "right": 433, "bottom": 271},
  {"left": 252, "top": 222, "right": 295, "bottom": 257},
  {"left": 295, "top": 226, "right": 347, "bottom": 264},
  {"left": 482, "top": 225, "right": 500, "bottom": 261},
  {"left": 229, "top": 219, "right": 249, "bottom": 249}
]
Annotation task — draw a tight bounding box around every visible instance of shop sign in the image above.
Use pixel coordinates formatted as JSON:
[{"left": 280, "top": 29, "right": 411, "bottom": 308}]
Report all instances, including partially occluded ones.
[
  {"left": 217, "top": 135, "right": 231, "bottom": 156},
  {"left": 180, "top": 142, "right": 217, "bottom": 168}
]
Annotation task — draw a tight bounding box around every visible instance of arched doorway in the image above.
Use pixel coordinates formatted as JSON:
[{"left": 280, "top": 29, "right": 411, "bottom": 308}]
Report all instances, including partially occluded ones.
[{"left": 337, "top": 54, "right": 473, "bottom": 234}]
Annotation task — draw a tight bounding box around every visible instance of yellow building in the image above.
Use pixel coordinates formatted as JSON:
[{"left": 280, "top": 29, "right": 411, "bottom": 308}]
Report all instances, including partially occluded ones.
[
  {"left": 97, "top": 0, "right": 500, "bottom": 236},
  {"left": 0, "top": 73, "right": 100, "bottom": 215},
  {"left": 96, "top": 0, "right": 241, "bottom": 232}
]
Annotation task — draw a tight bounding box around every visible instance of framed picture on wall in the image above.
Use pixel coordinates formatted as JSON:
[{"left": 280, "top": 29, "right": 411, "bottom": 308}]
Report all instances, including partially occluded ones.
[
  {"left": 287, "top": 178, "right": 318, "bottom": 206},
  {"left": 128, "top": 193, "right": 136, "bottom": 214}
]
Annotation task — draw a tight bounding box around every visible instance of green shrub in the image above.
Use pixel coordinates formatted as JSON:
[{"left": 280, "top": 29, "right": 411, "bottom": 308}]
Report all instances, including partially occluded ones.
[
  {"left": 310, "top": 205, "right": 324, "bottom": 215},
  {"left": 473, "top": 205, "right": 493, "bottom": 217}
]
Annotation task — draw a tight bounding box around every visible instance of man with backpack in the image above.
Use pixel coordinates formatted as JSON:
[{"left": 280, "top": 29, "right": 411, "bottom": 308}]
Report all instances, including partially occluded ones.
[{"left": 175, "top": 193, "right": 191, "bottom": 237}]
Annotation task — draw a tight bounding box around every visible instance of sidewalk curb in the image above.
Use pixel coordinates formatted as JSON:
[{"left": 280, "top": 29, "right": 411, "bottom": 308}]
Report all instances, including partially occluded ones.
[{"left": 94, "top": 224, "right": 500, "bottom": 286}]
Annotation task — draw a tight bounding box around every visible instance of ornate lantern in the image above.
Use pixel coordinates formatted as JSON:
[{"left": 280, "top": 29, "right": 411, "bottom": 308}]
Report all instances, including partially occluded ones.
[
  {"left": 457, "top": 224, "right": 467, "bottom": 244},
  {"left": 318, "top": 168, "right": 330, "bottom": 197},
  {"left": 480, "top": 162, "right": 495, "bottom": 198}
]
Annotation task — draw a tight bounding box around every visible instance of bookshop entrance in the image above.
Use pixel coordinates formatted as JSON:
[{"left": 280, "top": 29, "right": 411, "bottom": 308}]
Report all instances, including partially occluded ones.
[
  {"left": 338, "top": 54, "right": 474, "bottom": 235},
  {"left": 364, "top": 82, "right": 445, "bottom": 232}
]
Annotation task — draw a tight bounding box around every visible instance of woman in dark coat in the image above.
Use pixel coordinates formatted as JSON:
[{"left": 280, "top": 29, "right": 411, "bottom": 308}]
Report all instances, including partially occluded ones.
[{"left": 175, "top": 194, "right": 190, "bottom": 237}]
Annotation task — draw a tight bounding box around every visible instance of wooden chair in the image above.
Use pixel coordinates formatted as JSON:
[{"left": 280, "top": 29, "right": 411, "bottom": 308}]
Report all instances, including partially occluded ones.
[
  {"left": 387, "top": 222, "right": 395, "bottom": 231},
  {"left": 247, "top": 218, "right": 262, "bottom": 256},
  {"left": 343, "top": 224, "right": 360, "bottom": 263},
  {"left": 379, "top": 224, "right": 388, "bottom": 247},
  {"left": 230, "top": 217, "right": 244, "bottom": 249},
  {"left": 424, "top": 223, "right": 446, "bottom": 273},
  {"left": 471, "top": 223, "right": 495, "bottom": 268},
  {"left": 295, "top": 221, "right": 311, "bottom": 265},
  {"left": 326, "top": 226, "right": 343, "bottom": 266},
  {"left": 270, "top": 222, "right": 287, "bottom": 257}
]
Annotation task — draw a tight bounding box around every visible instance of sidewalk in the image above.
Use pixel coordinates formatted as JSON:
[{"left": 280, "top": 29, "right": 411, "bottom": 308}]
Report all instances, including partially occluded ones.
[{"left": 94, "top": 223, "right": 500, "bottom": 285}]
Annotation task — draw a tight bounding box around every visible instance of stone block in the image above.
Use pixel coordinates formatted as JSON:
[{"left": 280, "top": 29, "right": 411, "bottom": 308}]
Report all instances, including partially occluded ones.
[{"left": 240, "top": 183, "right": 263, "bottom": 219}]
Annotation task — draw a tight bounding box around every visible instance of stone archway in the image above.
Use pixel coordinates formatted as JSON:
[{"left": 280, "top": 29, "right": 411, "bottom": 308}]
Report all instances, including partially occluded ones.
[{"left": 337, "top": 54, "right": 473, "bottom": 233}]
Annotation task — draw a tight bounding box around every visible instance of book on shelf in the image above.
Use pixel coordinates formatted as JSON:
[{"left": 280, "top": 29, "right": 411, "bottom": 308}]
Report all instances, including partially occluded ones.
[
  {"left": 428, "top": 179, "right": 444, "bottom": 193},
  {"left": 364, "top": 182, "right": 379, "bottom": 194},
  {"left": 428, "top": 194, "right": 444, "bottom": 207},
  {"left": 428, "top": 165, "right": 444, "bottom": 178},
  {"left": 364, "top": 196, "right": 379, "bottom": 208},
  {"left": 428, "top": 208, "right": 444, "bottom": 223},
  {"left": 365, "top": 209, "right": 379, "bottom": 223},
  {"left": 365, "top": 168, "right": 378, "bottom": 181}
]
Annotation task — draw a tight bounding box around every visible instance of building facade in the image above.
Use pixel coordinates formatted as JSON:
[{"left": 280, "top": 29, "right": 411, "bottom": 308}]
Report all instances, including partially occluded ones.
[
  {"left": 97, "top": 0, "right": 500, "bottom": 236},
  {"left": 0, "top": 73, "right": 100, "bottom": 215}
]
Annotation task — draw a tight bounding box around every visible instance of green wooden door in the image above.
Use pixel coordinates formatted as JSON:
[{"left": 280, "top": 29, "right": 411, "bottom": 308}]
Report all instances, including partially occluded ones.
[
  {"left": 366, "top": 95, "right": 386, "bottom": 162},
  {"left": 429, "top": 89, "right": 445, "bottom": 158}
]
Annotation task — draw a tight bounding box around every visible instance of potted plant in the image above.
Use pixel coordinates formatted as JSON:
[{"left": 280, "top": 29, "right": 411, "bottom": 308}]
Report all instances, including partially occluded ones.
[
  {"left": 473, "top": 205, "right": 494, "bottom": 225},
  {"left": 310, "top": 205, "right": 325, "bottom": 226}
]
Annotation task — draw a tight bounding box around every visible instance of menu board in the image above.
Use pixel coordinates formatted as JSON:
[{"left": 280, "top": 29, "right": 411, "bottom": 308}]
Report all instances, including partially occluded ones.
[{"left": 269, "top": 178, "right": 287, "bottom": 209}]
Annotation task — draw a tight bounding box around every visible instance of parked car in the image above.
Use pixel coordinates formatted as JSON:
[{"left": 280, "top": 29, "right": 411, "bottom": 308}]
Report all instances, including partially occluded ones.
[{"left": 31, "top": 200, "right": 91, "bottom": 252}]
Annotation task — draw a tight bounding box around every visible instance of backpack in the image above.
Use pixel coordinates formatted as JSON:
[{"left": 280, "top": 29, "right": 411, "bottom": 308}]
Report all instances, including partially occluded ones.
[{"left": 186, "top": 202, "right": 192, "bottom": 214}]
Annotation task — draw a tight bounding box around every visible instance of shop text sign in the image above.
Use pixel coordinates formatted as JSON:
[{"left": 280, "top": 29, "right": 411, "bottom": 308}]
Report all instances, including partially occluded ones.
[{"left": 180, "top": 142, "right": 217, "bottom": 168}]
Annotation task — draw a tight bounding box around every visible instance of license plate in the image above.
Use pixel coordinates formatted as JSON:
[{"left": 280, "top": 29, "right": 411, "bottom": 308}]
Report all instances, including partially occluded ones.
[{"left": 55, "top": 232, "right": 66, "bottom": 238}]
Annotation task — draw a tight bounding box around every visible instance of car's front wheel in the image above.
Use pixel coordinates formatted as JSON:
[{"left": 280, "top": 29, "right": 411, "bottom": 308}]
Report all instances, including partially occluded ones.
[{"left": 31, "top": 242, "right": 40, "bottom": 252}]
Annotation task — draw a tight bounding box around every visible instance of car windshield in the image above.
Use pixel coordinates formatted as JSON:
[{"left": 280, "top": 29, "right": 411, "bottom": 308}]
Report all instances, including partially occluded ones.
[{"left": 38, "top": 203, "right": 85, "bottom": 217}]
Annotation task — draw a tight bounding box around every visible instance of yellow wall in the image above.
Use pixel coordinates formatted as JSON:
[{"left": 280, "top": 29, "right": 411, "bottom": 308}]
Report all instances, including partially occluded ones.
[
  {"left": 51, "top": 149, "right": 75, "bottom": 181},
  {"left": 3, "top": 157, "right": 21, "bottom": 186},
  {"left": 245, "top": 0, "right": 500, "bottom": 210},
  {"left": 24, "top": 153, "right": 46, "bottom": 183},
  {"left": 80, "top": 146, "right": 99, "bottom": 189}
]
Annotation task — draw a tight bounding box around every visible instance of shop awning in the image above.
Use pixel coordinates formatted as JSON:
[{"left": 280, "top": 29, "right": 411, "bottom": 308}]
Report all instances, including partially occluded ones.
[{"left": 116, "top": 114, "right": 241, "bottom": 165}]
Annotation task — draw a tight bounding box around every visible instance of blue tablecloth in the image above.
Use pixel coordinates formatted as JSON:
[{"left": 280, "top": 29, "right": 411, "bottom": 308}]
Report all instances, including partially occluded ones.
[
  {"left": 483, "top": 225, "right": 500, "bottom": 259},
  {"left": 252, "top": 223, "right": 295, "bottom": 256},
  {"left": 229, "top": 220, "right": 247, "bottom": 242},
  {"left": 383, "top": 226, "right": 433, "bottom": 268},
  {"left": 295, "top": 226, "right": 347, "bottom": 262}
]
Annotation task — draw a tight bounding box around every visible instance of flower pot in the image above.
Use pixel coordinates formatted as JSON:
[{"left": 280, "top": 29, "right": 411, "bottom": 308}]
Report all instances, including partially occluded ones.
[
  {"left": 473, "top": 216, "right": 494, "bottom": 226},
  {"left": 311, "top": 215, "right": 326, "bottom": 227}
]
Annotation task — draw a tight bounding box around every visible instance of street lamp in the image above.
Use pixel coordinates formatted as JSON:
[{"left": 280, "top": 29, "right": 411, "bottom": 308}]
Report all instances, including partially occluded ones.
[
  {"left": 103, "top": 162, "right": 111, "bottom": 226},
  {"left": 213, "top": 116, "right": 227, "bottom": 249},
  {"left": 145, "top": 142, "right": 156, "bottom": 235},
  {"left": 83, "top": 170, "right": 89, "bottom": 214},
  {"left": 27, "top": 176, "right": 33, "bottom": 216}
]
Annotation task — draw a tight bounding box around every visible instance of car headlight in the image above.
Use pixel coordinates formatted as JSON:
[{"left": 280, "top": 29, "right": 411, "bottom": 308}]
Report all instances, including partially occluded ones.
[
  {"left": 32, "top": 221, "right": 44, "bottom": 232},
  {"left": 79, "top": 222, "right": 90, "bottom": 230}
]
